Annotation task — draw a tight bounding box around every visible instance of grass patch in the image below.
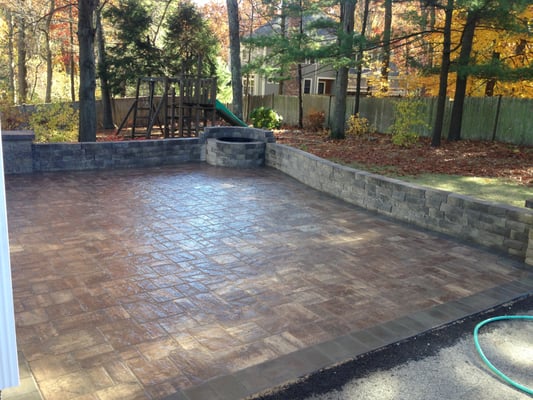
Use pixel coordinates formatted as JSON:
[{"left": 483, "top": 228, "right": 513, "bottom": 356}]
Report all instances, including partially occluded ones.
[
  {"left": 396, "top": 174, "right": 529, "bottom": 208},
  {"left": 331, "top": 159, "right": 529, "bottom": 208}
]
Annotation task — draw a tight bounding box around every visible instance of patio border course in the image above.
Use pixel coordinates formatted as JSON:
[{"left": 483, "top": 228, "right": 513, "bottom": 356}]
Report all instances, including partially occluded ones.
[
  {"left": 2, "top": 130, "right": 532, "bottom": 266},
  {"left": 169, "top": 284, "right": 533, "bottom": 400}
]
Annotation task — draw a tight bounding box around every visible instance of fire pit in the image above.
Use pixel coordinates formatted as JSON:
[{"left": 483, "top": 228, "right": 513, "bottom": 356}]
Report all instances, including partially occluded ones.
[
  {"left": 201, "top": 127, "right": 275, "bottom": 168},
  {"left": 217, "top": 137, "right": 255, "bottom": 143}
]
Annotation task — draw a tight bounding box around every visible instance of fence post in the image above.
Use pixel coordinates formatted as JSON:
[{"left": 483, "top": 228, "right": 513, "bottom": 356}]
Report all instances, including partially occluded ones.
[
  {"left": 491, "top": 95, "right": 502, "bottom": 142},
  {"left": 327, "top": 96, "right": 333, "bottom": 128}
]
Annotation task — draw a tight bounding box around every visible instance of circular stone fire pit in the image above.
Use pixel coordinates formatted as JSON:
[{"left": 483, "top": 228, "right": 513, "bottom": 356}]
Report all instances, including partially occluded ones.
[
  {"left": 218, "top": 137, "right": 255, "bottom": 143},
  {"left": 206, "top": 137, "right": 265, "bottom": 168},
  {"left": 202, "top": 127, "right": 275, "bottom": 168}
]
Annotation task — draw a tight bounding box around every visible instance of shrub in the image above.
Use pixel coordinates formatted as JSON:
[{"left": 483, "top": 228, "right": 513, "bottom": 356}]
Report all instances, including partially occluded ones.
[
  {"left": 249, "top": 106, "right": 283, "bottom": 130},
  {"left": 305, "top": 110, "right": 325, "bottom": 131},
  {"left": 29, "top": 103, "right": 79, "bottom": 143},
  {"left": 0, "top": 101, "right": 27, "bottom": 130},
  {"left": 391, "top": 130, "right": 419, "bottom": 147},
  {"left": 345, "top": 113, "right": 375, "bottom": 137},
  {"left": 388, "top": 100, "right": 429, "bottom": 147}
]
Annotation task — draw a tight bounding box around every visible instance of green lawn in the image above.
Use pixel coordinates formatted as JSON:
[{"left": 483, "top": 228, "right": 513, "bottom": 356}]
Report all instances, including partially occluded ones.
[
  {"left": 396, "top": 174, "right": 530, "bottom": 208},
  {"left": 326, "top": 159, "right": 531, "bottom": 209}
]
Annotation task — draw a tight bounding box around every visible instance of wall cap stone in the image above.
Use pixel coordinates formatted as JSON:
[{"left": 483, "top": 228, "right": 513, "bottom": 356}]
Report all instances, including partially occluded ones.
[
  {"left": 201, "top": 126, "right": 275, "bottom": 143},
  {"left": 1, "top": 130, "right": 35, "bottom": 141}
]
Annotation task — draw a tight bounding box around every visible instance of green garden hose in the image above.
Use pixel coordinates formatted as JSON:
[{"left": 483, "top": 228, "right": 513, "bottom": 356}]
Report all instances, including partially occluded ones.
[{"left": 473, "top": 315, "right": 533, "bottom": 396}]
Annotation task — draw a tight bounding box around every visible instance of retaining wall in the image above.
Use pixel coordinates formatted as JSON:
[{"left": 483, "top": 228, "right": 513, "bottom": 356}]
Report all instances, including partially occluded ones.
[
  {"left": 265, "top": 143, "right": 533, "bottom": 266},
  {"left": 1, "top": 131, "right": 34, "bottom": 174},
  {"left": 2, "top": 131, "right": 532, "bottom": 266},
  {"left": 2, "top": 131, "right": 202, "bottom": 173}
]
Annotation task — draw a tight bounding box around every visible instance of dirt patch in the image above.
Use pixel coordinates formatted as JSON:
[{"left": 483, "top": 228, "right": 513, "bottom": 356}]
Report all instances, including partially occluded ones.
[{"left": 274, "top": 129, "right": 533, "bottom": 186}]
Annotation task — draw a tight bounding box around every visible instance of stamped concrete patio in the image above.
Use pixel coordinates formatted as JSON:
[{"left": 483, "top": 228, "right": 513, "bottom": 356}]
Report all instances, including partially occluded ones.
[{"left": 4, "top": 164, "right": 532, "bottom": 400}]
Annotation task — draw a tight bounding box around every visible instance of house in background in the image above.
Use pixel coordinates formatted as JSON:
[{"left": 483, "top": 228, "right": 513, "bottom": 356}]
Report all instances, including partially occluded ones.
[
  {"left": 243, "top": 60, "right": 337, "bottom": 96},
  {"left": 241, "top": 14, "right": 407, "bottom": 97},
  {"left": 242, "top": 14, "right": 339, "bottom": 96}
]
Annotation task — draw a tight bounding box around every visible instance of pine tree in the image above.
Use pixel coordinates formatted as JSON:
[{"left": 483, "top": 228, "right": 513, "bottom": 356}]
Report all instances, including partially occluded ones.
[
  {"left": 103, "top": 0, "right": 161, "bottom": 96},
  {"left": 330, "top": 0, "right": 356, "bottom": 139},
  {"left": 431, "top": 0, "right": 453, "bottom": 147},
  {"left": 163, "top": 2, "right": 219, "bottom": 76}
]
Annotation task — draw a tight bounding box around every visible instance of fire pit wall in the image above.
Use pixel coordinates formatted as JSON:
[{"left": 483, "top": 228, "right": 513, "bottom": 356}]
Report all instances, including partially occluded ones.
[{"left": 201, "top": 126, "right": 275, "bottom": 168}]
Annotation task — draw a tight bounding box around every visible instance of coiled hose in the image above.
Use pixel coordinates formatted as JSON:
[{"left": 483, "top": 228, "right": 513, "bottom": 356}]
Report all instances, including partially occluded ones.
[{"left": 474, "top": 315, "right": 533, "bottom": 395}]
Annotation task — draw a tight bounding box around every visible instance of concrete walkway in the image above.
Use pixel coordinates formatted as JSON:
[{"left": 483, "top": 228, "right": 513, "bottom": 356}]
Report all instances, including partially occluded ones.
[{"left": 3, "top": 165, "right": 532, "bottom": 400}]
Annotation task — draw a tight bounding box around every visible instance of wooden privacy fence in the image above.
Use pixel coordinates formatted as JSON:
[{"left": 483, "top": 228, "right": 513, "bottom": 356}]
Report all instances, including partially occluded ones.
[
  {"left": 99, "top": 95, "right": 533, "bottom": 146},
  {"left": 242, "top": 95, "right": 533, "bottom": 146}
]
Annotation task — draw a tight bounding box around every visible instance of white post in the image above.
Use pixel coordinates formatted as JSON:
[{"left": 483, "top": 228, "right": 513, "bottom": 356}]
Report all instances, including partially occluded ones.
[{"left": 0, "top": 122, "right": 19, "bottom": 391}]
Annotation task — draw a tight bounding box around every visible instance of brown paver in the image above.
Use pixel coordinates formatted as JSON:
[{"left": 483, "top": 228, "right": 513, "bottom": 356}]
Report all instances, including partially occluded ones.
[{"left": 3, "top": 165, "right": 530, "bottom": 400}]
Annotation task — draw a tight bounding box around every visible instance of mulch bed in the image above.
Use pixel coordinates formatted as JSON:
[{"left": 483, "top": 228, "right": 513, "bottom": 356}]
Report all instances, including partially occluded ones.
[{"left": 274, "top": 130, "right": 533, "bottom": 185}]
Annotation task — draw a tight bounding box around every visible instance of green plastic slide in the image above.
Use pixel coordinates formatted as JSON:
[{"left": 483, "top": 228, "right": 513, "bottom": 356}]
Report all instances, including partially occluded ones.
[{"left": 215, "top": 100, "right": 248, "bottom": 127}]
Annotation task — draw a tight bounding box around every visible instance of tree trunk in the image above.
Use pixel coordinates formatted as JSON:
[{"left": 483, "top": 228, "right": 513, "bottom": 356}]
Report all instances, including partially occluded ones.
[
  {"left": 278, "top": 81, "right": 284, "bottom": 96},
  {"left": 431, "top": 0, "right": 453, "bottom": 147},
  {"left": 278, "top": 3, "right": 286, "bottom": 96},
  {"left": 297, "top": 0, "right": 303, "bottom": 128},
  {"left": 484, "top": 52, "right": 500, "bottom": 97},
  {"left": 96, "top": 7, "right": 114, "bottom": 129},
  {"left": 69, "top": 4, "right": 76, "bottom": 102},
  {"left": 6, "top": 10, "right": 15, "bottom": 103},
  {"left": 45, "top": 32, "right": 53, "bottom": 103},
  {"left": 428, "top": 3, "right": 436, "bottom": 67},
  {"left": 330, "top": 0, "right": 356, "bottom": 139},
  {"left": 227, "top": 0, "right": 243, "bottom": 120},
  {"left": 45, "top": 0, "right": 55, "bottom": 103},
  {"left": 448, "top": 11, "right": 478, "bottom": 141},
  {"left": 17, "top": 16, "right": 28, "bottom": 104},
  {"left": 380, "top": 0, "right": 392, "bottom": 93},
  {"left": 420, "top": 0, "right": 436, "bottom": 68},
  {"left": 297, "top": 63, "right": 303, "bottom": 128},
  {"left": 78, "top": 0, "right": 99, "bottom": 142},
  {"left": 354, "top": 0, "right": 370, "bottom": 115}
]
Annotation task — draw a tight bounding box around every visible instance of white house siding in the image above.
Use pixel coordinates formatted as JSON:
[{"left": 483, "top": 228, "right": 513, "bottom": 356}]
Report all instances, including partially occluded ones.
[{"left": 0, "top": 126, "right": 19, "bottom": 391}]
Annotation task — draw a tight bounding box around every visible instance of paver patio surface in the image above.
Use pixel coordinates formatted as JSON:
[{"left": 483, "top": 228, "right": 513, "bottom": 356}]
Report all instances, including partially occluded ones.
[{"left": 4, "top": 164, "right": 531, "bottom": 400}]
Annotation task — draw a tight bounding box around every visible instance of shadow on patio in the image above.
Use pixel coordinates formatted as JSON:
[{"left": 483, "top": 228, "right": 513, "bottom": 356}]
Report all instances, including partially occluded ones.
[{"left": 4, "top": 164, "right": 531, "bottom": 400}]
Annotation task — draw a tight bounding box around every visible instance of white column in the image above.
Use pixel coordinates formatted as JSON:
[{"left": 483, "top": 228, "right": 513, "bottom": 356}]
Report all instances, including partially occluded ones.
[{"left": 0, "top": 123, "right": 19, "bottom": 390}]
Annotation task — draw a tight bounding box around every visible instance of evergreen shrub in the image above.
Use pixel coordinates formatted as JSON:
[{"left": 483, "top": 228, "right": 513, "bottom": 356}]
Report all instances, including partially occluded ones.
[{"left": 249, "top": 106, "right": 283, "bottom": 130}]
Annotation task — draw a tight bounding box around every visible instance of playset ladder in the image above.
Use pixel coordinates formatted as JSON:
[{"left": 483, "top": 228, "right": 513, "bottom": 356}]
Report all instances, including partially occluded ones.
[{"left": 116, "top": 76, "right": 217, "bottom": 139}]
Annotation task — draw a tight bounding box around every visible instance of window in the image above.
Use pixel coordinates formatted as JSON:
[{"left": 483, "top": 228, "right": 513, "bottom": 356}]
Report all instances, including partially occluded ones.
[
  {"left": 318, "top": 82, "right": 325, "bottom": 95},
  {"left": 243, "top": 75, "right": 255, "bottom": 95},
  {"left": 317, "top": 79, "right": 334, "bottom": 95},
  {"left": 303, "top": 79, "right": 311, "bottom": 94}
]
